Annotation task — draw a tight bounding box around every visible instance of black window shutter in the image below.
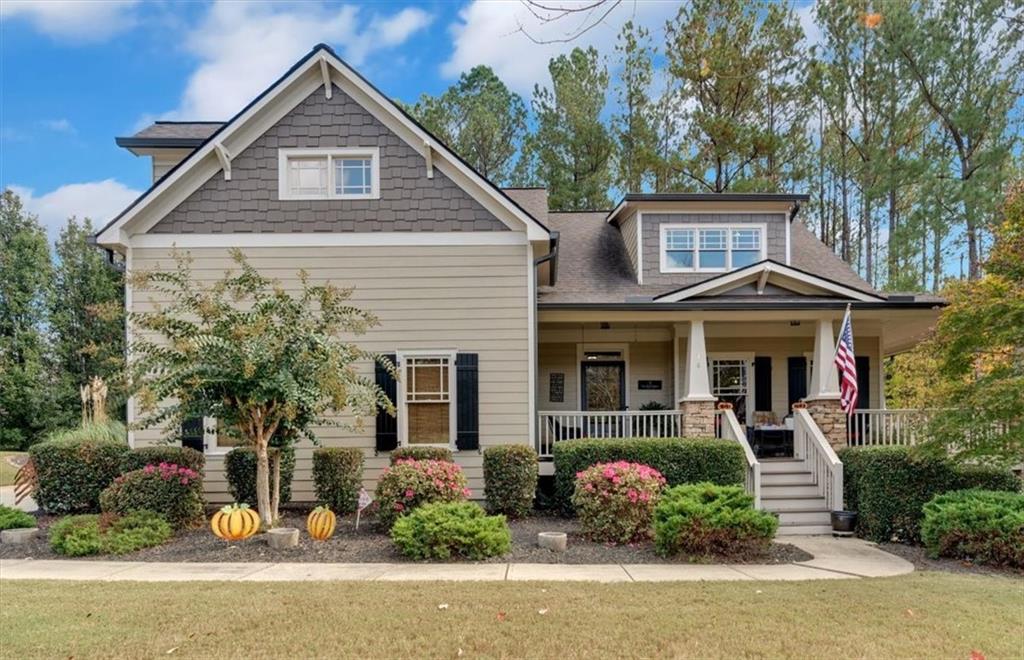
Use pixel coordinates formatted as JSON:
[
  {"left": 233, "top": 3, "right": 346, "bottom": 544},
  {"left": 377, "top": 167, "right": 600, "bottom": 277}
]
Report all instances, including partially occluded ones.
[
  {"left": 787, "top": 356, "right": 807, "bottom": 410},
  {"left": 455, "top": 353, "right": 479, "bottom": 451},
  {"left": 855, "top": 356, "right": 870, "bottom": 409},
  {"left": 180, "top": 417, "right": 204, "bottom": 452},
  {"left": 754, "top": 356, "right": 772, "bottom": 411},
  {"left": 375, "top": 354, "right": 398, "bottom": 452}
]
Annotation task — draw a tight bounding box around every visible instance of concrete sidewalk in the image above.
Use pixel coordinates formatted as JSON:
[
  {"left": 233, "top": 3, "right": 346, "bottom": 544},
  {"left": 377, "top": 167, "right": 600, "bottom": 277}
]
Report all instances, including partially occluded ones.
[{"left": 0, "top": 537, "right": 913, "bottom": 583}]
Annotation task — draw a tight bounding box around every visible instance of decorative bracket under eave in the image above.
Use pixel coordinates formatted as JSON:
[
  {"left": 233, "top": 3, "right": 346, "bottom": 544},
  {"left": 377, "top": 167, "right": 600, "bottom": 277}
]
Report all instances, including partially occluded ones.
[
  {"left": 757, "top": 265, "right": 771, "bottom": 295},
  {"left": 320, "top": 58, "right": 332, "bottom": 99},
  {"left": 423, "top": 139, "right": 434, "bottom": 179},
  {"left": 214, "top": 143, "right": 232, "bottom": 181}
]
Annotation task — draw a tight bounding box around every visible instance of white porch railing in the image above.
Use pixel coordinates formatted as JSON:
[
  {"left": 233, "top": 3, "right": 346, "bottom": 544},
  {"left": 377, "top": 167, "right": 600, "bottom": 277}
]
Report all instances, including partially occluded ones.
[
  {"left": 535, "top": 410, "right": 683, "bottom": 458},
  {"left": 794, "top": 408, "right": 843, "bottom": 512},
  {"left": 716, "top": 408, "right": 762, "bottom": 509},
  {"left": 847, "top": 409, "right": 929, "bottom": 446}
]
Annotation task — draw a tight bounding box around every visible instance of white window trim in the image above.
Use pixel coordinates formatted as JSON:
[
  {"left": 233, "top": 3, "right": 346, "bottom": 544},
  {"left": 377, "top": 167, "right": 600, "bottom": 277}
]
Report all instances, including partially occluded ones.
[
  {"left": 708, "top": 352, "right": 755, "bottom": 426},
  {"left": 201, "top": 416, "right": 238, "bottom": 456},
  {"left": 659, "top": 223, "right": 767, "bottom": 274},
  {"left": 278, "top": 147, "right": 381, "bottom": 201},
  {"left": 396, "top": 349, "right": 457, "bottom": 449}
]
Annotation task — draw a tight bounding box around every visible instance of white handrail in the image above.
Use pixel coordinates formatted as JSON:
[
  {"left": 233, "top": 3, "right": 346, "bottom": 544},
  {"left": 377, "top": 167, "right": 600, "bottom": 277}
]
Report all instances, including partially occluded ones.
[
  {"left": 717, "top": 408, "right": 762, "bottom": 509},
  {"left": 794, "top": 408, "right": 843, "bottom": 512},
  {"left": 535, "top": 410, "right": 683, "bottom": 458}
]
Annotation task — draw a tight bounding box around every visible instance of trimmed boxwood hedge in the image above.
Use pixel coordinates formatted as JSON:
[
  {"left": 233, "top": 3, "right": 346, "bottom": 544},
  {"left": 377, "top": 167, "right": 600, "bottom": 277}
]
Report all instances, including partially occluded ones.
[
  {"left": 483, "top": 445, "right": 538, "bottom": 518},
  {"left": 921, "top": 489, "right": 1024, "bottom": 568},
  {"left": 30, "top": 423, "right": 130, "bottom": 514},
  {"left": 839, "top": 446, "right": 1021, "bottom": 543},
  {"left": 224, "top": 446, "right": 296, "bottom": 506},
  {"left": 389, "top": 446, "right": 454, "bottom": 464},
  {"left": 312, "top": 447, "right": 364, "bottom": 513},
  {"left": 122, "top": 446, "right": 205, "bottom": 474},
  {"left": 552, "top": 438, "right": 745, "bottom": 515}
]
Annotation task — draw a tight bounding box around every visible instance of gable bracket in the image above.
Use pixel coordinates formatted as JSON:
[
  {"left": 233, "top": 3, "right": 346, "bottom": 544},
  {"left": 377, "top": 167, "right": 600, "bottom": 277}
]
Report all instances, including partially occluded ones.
[
  {"left": 319, "top": 58, "right": 332, "bottom": 99},
  {"left": 423, "top": 139, "right": 434, "bottom": 179},
  {"left": 757, "top": 266, "right": 771, "bottom": 295},
  {"left": 213, "top": 143, "right": 232, "bottom": 181}
]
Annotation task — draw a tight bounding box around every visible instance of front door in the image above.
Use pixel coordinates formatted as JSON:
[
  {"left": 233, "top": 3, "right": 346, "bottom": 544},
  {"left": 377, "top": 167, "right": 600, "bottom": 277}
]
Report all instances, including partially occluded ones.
[{"left": 581, "top": 361, "right": 626, "bottom": 411}]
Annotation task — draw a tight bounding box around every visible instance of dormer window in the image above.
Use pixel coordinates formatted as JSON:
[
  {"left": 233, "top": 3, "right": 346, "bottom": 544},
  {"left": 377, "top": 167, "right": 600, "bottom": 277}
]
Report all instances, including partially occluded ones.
[
  {"left": 660, "top": 224, "right": 765, "bottom": 273},
  {"left": 278, "top": 147, "right": 380, "bottom": 200}
]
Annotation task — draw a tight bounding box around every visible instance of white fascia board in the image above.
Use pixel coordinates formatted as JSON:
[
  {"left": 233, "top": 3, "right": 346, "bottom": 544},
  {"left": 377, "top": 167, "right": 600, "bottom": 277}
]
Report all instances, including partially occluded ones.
[
  {"left": 98, "top": 49, "right": 550, "bottom": 249},
  {"left": 128, "top": 232, "right": 528, "bottom": 249},
  {"left": 654, "top": 262, "right": 883, "bottom": 302}
]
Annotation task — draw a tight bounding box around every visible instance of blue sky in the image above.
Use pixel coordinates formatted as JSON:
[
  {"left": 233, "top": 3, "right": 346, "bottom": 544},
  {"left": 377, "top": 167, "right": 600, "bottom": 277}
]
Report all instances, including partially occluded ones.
[{"left": 0, "top": 0, "right": 698, "bottom": 240}]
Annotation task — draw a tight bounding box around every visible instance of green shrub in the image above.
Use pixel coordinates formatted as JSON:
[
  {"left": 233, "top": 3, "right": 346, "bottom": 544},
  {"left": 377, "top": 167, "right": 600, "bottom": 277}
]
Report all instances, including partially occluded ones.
[
  {"left": 100, "top": 463, "right": 205, "bottom": 529},
  {"left": 389, "top": 446, "right": 454, "bottom": 464},
  {"left": 654, "top": 483, "right": 778, "bottom": 558},
  {"left": 224, "top": 446, "right": 295, "bottom": 506},
  {"left": 101, "top": 510, "right": 174, "bottom": 555},
  {"left": 50, "top": 511, "right": 173, "bottom": 557},
  {"left": 553, "top": 438, "right": 745, "bottom": 515},
  {"left": 30, "top": 422, "right": 130, "bottom": 514},
  {"left": 572, "top": 461, "right": 666, "bottom": 543},
  {"left": 312, "top": 447, "right": 364, "bottom": 513},
  {"left": 839, "top": 446, "right": 1020, "bottom": 543},
  {"left": 375, "top": 459, "right": 470, "bottom": 529},
  {"left": 921, "top": 490, "right": 1024, "bottom": 568},
  {"left": 49, "top": 515, "right": 103, "bottom": 556},
  {"left": 391, "top": 502, "right": 511, "bottom": 560},
  {"left": 0, "top": 505, "right": 36, "bottom": 531},
  {"left": 122, "top": 446, "right": 205, "bottom": 474},
  {"left": 483, "top": 445, "right": 538, "bottom": 518}
]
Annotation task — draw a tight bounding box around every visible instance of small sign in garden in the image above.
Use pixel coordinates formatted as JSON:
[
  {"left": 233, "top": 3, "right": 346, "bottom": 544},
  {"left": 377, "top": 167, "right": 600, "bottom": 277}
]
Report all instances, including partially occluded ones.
[{"left": 355, "top": 488, "right": 373, "bottom": 530}]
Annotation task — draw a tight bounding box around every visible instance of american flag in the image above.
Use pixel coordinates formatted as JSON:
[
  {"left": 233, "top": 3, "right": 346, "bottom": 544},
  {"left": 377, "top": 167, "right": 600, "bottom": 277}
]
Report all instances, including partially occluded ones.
[{"left": 834, "top": 307, "right": 858, "bottom": 415}]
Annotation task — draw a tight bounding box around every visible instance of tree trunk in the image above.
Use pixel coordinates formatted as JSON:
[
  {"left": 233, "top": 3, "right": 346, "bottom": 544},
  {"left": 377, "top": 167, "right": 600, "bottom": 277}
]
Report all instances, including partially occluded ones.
[
  {"left": 864, "top": 196, "right": 873, "bottom": 287},
  {"left": 270, "top": 452, "right": 281, "bottom": 524},
  {"left": 254, "top": 431, "right": 272, "bottom": 528}
]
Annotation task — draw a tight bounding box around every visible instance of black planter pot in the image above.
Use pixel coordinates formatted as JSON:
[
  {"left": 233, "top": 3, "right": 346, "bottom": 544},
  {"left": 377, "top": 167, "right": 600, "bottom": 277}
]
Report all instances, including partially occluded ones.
[{"left": 831, "top": 510, "right": 858, "bottom": 533}]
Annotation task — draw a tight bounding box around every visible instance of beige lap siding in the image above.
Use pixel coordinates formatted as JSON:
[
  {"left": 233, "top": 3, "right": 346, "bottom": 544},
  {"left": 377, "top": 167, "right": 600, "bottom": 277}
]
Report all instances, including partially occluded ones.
[{"left": 129, "top": 244, "right": 531, "bottom": 503}]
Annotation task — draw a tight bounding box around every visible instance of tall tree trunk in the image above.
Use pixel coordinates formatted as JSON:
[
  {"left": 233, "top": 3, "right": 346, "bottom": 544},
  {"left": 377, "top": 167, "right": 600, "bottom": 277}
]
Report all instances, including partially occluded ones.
[
  {"left": 864, "top": 197, "right": 873, "bottom": 287},
  {"left": 841, "top": 150, "right": 850, "bottom": 262},
  {"left": 887, "top": 187, "right": 897, "bottom": 286},
  {"left": 932, "top": 227, "right": 942, "bottom": 293},
  {"left": 255, "top": 431, "right": 272, "bottom": 528},
  {"left": 270, "top": 452, "right": 281, "bottom": 523}
]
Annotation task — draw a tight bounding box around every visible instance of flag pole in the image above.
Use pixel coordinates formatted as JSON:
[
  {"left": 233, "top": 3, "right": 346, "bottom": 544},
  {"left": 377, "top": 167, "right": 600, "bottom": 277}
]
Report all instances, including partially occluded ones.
[{"left": 825, "top": 303, "right": 852, "bottom": 394}]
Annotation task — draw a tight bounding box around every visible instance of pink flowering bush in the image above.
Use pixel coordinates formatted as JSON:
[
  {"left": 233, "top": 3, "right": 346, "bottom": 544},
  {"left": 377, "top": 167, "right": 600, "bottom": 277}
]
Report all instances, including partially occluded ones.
[
  {"left": 571, "top": 461, "right": 666, "bottom": 544},
  {"left": 375, "top": 458, "right": 470, "bottom": 528},
  {"left": 100, "top": 463, "right": 205, "bottom": 530}
]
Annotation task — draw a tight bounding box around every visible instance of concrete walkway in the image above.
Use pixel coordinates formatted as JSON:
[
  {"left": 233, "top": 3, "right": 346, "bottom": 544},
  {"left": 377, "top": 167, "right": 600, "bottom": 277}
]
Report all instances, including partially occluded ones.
[{"left": 0, "top": 537, "right": 913, "bottom": 583}]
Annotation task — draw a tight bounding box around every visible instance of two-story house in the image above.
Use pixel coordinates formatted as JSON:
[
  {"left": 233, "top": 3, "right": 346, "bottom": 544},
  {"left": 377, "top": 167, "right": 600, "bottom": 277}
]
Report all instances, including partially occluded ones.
[{"left": 97, "top": 44, "right": 943, "bottom": 534}]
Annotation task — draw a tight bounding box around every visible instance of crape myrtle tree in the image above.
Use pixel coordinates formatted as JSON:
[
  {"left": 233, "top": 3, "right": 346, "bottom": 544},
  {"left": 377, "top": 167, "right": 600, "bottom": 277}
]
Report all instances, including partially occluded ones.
[{"left": 127, "top": 249, "right": 394, "bottom": 526}]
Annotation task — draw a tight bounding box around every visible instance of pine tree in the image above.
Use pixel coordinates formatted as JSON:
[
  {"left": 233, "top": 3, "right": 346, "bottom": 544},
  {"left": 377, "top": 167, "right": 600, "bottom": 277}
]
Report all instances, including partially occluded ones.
[
  {"left": 0, "top": 190, "right": 54, "bottom": 448},
  {"left": 48, "top": 217, "right": 125, "bottom": 430},
  {"left": 611, "top": 21, "right": 658, "bottom": 194},
  {"left": 529, "top": 47, "right": 613, "bottom": 210}
]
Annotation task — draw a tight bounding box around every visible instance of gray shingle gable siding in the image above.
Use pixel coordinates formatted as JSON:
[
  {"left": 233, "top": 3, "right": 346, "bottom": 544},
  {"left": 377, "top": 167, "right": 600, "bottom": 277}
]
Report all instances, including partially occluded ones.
[
  {"left": 149, "top": 84, "right": 507, "bottom": 234},
  {"left": 641, "top": 213, "right": 786, "bottom": 289}
]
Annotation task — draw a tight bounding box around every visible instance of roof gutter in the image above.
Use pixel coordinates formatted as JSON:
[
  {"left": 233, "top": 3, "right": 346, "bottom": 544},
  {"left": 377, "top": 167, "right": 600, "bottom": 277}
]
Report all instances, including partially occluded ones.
[
  {"left": 533, "top": 231, "right": 560, "bottom": 286},
  {"left": 538, "top": 300, "right": 946, "bottom": 311}
]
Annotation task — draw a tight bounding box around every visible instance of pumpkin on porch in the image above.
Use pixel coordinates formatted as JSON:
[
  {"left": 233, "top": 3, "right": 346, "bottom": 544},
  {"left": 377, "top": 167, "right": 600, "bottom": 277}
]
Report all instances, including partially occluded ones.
[
  {"left": 307, "top": 506, "right": 337, "bottom": 541},
  {"left": 210, "top": 503, "right": 260, "bottom": 541}
]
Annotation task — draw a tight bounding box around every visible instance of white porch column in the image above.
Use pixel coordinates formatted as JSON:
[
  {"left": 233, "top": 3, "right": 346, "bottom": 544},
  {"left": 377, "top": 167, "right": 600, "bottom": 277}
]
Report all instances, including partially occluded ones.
[
  {"left": 679, "top": 319, "right": 716, "bottom": 437},
  {"left": 809, "top": 318, "right": 840, "bottom": 399},
  {"left": 682, "top": 320, "right": 714, "bottom": 401}
]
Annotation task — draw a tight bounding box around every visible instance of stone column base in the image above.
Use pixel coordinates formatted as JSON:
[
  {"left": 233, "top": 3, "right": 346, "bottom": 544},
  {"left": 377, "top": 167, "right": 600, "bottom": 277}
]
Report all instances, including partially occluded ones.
[
  {"left": 679, "top": 399, "right": 716, "bottom": 437},
  {"left": 800, "top": 398, "right": 847, "bottom": 451}
]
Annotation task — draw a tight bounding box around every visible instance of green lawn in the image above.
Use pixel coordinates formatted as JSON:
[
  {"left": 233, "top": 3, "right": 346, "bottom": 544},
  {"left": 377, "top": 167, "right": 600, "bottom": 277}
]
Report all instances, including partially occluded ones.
[
  {"left": 1, "top": 572, "right": 1020, "bottom": 658},
  {"left": 0, "top": 451, "right": 26, "bottom": 487}
]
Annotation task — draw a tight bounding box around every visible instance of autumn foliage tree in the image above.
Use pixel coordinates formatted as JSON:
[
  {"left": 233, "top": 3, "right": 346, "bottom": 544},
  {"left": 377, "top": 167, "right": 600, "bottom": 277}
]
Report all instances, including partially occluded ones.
[{"left": 128, "top": 250, "right": 393, "bottom": 526}]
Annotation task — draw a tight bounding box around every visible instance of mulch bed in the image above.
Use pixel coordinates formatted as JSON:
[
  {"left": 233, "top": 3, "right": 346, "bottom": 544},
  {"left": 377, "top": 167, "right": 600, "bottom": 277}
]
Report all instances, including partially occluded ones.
[
  {"left": 0, "top": 509, "right": 810, "bottom": 565},
  {"left": 878, "top": 542, "right": 1023, "bottom": 579}
]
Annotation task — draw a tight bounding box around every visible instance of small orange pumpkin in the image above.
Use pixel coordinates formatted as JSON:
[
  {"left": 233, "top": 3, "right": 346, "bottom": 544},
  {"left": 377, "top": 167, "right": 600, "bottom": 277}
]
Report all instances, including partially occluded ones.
[
  {"left": 210, "top": 503, "right": 260, "bottom": 541},
  {"left": 307, "top": 506, "right": 337, "bottom": 541}
]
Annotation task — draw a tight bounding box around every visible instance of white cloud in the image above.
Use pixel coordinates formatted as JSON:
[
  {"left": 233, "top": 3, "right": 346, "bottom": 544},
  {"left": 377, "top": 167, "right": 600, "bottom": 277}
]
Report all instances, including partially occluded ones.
[
  {"left": 7, "top": 180, "right": 142, "bottom": 242},
  {"left": 165, "top": 1, "right": 433, "bottom": 120},
  {"left": 442, "top": 0, "right": 678, "bottom": 95},
  {"left": 795, "top": 1, "right": 823, "bottom": 51},
  {"left": 0, "top": 0, "right": 138, "bottom": 42},
  {"left": 40, "top": 119, "right": 75, "bottom": 135}
]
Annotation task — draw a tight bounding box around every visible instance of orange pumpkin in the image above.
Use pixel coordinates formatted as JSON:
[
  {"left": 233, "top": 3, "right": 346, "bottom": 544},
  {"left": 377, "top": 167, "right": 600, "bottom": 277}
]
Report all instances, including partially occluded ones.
[
  {"left": 307, "top": 506, "right": 337, "bottom": 541},
  {"left": 210, "top": 503, "right": 260, "bottom": 541}
]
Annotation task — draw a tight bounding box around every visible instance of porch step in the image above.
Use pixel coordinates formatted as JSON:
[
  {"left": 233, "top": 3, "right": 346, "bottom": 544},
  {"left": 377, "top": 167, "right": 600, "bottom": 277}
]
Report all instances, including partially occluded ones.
[
  {"left": 761, "top": 472, "right": 817, "bottom": 486},
  {"left": 775, "top": 508, "right": 831, "bottom": 526},
  {"left": 765, "top": 480, "right": 819, "bottom": 497},
  {"left": 775, "top": 524, "right": 835, "bottom": 536},
  {"left": 761, "top": 496, "right": 829, "bottom": 511},
  {"left": 759, "top": 460, "right": 808, "bottom": 474}
]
